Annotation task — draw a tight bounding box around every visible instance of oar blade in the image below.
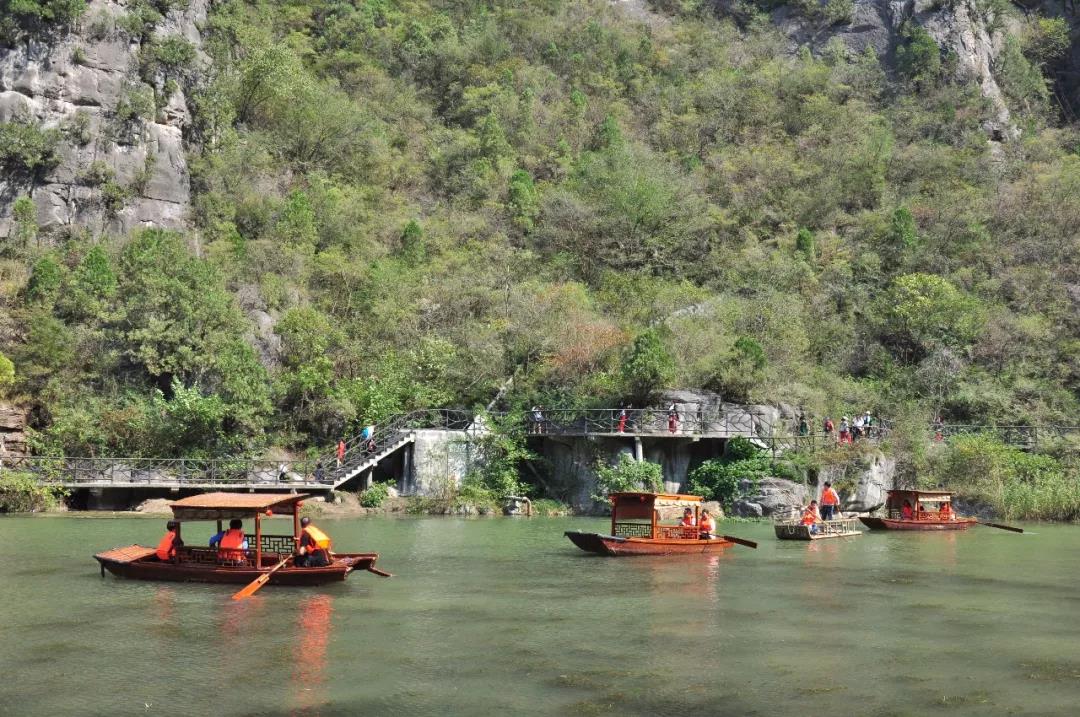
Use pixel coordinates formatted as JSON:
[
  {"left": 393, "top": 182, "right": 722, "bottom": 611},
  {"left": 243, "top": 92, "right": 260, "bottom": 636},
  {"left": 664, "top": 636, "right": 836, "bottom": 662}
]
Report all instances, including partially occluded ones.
[
  {"left": 980, "top": 522, "right": 1024, "bottom": 534},
  {"left": 722, "top": 534, "right": 758, "bottom": 549},
  {"left": 231, "top": 573, "right": 271, "bottom": 601}
]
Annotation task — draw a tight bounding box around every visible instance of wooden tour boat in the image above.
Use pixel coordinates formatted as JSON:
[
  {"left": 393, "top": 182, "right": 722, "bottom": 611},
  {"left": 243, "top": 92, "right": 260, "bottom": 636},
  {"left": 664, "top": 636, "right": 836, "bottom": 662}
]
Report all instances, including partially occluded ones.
[
  {"left": 858, "top": 490, "right": 977, "bottom": 531},
  {"left": 565, "top": 492, "right": 735, "bottom": 556},
  {"left": 95, "top": 492, "right": 387, "bottom": 586},
  {"left": 773, "top": 509, "right": 862, "bottom": 541}
]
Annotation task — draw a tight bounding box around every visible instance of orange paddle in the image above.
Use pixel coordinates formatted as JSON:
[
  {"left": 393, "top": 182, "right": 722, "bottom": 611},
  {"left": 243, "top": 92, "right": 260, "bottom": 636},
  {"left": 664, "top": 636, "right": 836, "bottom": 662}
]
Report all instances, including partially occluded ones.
[{"left": 231, "top": 556, "right": 291, "bottom": 600}]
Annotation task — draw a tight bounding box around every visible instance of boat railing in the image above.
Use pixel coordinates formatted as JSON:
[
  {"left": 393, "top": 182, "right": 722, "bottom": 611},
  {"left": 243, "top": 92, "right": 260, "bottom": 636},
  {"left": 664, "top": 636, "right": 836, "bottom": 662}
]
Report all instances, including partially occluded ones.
[
  {"left": 613, "top": 521, "right": 653, "bottom": 538},
  {"left": 886, "top": 510, "right": 953, "bottom": 521},
  {"left": 656, "top": 525, "right": 699, "bottom": 540}
]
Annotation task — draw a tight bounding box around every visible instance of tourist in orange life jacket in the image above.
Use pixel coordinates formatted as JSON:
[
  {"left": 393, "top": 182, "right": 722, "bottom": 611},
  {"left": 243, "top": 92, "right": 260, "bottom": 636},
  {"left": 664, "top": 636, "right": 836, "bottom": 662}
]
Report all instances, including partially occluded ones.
[
  {"left": 296, "top": 517, "right": 333, "bottom": 568},
  {"left": 155, "top": 521, "right": 183, "bottom": 562},
  {"left": 801, "top": 500, "right": 820, "bottom": 534},
  {"left": 939, "top": 502, "right": 952, "bottom": 520},
  {"left": 901, "top": 500, "right": 914, "bottom": 520},
  {"left": 820, "top": 481, "right": 840, "bottom": 521},
  {"left": 699, "top": 510, "right": 717, "bottom": 539},
  {"left": 210, "top": 519, "right": 248, "bottom": 564},
  {"left": 680, "top": 507, "right": 696, "bottom": 527}
]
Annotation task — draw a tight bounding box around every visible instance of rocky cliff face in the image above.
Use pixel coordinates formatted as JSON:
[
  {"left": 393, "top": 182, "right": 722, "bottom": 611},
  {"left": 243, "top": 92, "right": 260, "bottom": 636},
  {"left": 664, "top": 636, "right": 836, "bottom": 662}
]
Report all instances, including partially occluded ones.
[
  {"left": 0, "top": 0, "right": 206, "bottom": 239},
  {"left": 758, "top": 0, "right": 1021, "bottom": 138}
]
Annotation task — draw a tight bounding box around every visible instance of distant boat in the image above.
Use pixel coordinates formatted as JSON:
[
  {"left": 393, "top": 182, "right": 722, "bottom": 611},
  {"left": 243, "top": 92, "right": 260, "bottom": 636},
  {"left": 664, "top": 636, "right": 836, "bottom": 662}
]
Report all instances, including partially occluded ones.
[
  {"left": 858, "top": 490, "right": 977, "bottom": 531},
  {"left": 94, "top": 492, "right": 387, "bottom": 586},
  {"left": 565, "top": 492, "right": 735, "bottom": 556}
]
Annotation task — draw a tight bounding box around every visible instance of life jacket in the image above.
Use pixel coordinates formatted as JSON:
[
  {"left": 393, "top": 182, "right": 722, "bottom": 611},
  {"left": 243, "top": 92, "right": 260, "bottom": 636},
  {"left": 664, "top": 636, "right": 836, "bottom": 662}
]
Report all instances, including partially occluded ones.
[
  {"left": 303, "top": 525, "right": 332, "bottom": 555},
  {"left": 700, "top": 515, "right": 716, "bottom": 534},
  {"left": 156, "top": 530, "right": 177, "bottom": 561},
  {"left": 940, "top": 504, "right": 952, "bottom": 519},
  {"left": 801, "top": 508, "right": 818, "bottom": 526},
  {"left": 218, "top": 528, "right": 246, "bottom": 562},
  {"left": 680, "top": 515, "right": 695, "bottom": 527},
  {"left": 901, "top": 506, "right": 913, "bottom": 520},
  {"left": 821, "top": 487, "right": 840, "bottom": 506}
]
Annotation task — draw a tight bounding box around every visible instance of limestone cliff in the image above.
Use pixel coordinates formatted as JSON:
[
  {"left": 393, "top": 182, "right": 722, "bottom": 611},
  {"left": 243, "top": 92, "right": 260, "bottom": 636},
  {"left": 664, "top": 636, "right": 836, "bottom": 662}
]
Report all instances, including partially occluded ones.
[
  {"left": 746, "top": 0, "right": 1023, "bottom": 138},
  {"left": 0, "top": 0, "right": 206, "bottom": 239}
]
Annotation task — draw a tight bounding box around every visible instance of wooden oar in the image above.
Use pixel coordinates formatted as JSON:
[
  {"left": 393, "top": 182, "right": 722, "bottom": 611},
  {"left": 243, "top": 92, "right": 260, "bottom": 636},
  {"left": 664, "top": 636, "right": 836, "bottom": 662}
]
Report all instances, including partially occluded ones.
[
  {"left": 231, "top": 556, "right": 291, "bottom": 600},
  {"left": 722, "top": 534, "right": 758, "bottom": 549},
  {"left": 979, "top": 521, "right": 1024, "bottom": 534},
  {"left": 366, "top": 566, "right": 393, "bottom": 578}
]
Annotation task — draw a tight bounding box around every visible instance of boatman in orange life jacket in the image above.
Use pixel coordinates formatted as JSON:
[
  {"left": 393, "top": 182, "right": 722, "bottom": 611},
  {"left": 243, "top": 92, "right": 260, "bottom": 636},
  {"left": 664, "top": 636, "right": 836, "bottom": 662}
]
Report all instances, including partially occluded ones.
[
  {"left": 210, "top": 519, "right": 248, "bottom": 564},
  {"left": 801, "top": 500, "right": 820, "bottom": 535},
  {"left": 699, "top": 509, "right": 716, "bottom": 539},
  {"left": 155, "top": 520, "right": 183, "bottom": 562},
  {"left": 820, "top": 481, "right": 840, "bottom": 521},
  {"left": 296, "top": 517, "right": 333, "bottom": 567}
]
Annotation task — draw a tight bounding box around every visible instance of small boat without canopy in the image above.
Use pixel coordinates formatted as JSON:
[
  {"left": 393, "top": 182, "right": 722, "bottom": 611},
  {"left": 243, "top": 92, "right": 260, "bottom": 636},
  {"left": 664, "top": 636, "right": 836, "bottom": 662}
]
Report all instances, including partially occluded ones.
[
  {"left": 94, "top": 492, "right": 386, "bottom": 586},
  {"left": 858, "top": 490, "right": 977, "bottom": 531},
  {"left": 773, "top": 509, "right": 862, "bottom": 540},
  {"left": 565, "top": 492, "right": 734, "bottom": 556}
]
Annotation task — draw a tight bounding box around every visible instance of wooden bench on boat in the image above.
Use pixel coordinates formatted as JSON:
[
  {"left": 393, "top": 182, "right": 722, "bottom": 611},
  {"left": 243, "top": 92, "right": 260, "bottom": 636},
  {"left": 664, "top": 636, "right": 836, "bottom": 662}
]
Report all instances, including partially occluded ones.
[{"left": 94, "top": 492, "right": 386, "bottom": 587}]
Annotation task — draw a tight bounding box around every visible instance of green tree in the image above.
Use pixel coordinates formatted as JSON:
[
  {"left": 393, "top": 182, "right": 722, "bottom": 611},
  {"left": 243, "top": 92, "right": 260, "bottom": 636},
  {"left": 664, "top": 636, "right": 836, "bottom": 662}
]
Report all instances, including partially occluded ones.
[
  {"left": 593, "top": 453, "right": 663, "bottom": 502},
  {"left": 620, "top": 329, "right": 675, "bottom": 400},
  {"left": 896, "top": 25, "right": 941, "bottom": 89},
  {"left": 0, "top": 352, "right": 14, "bottom": 397}
]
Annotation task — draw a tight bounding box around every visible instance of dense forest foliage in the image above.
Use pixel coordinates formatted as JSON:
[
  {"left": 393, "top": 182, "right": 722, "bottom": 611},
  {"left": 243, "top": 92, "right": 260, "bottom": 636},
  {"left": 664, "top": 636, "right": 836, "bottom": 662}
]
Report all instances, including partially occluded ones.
[{"left": 1, "top": 0, "right": 1079, "bottom": 464}]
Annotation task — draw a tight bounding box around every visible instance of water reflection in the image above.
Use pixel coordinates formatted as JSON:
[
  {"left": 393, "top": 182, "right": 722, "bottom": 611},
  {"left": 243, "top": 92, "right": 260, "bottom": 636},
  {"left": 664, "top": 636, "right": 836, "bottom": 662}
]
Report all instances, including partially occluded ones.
[{"left": 291, "top": 594, "right": 334, "bottom": 716}]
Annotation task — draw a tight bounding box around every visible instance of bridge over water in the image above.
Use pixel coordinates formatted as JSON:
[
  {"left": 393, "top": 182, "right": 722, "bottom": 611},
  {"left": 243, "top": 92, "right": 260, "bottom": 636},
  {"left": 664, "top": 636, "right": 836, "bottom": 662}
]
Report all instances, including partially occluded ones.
[{"left": 1, "top": 407, "right": 1075, "bottom": 493}]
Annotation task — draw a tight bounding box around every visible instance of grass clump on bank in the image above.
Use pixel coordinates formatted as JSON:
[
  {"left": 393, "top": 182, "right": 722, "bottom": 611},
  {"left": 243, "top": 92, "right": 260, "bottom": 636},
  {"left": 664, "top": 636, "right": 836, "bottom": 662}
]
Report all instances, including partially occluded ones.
[
  {"left": 0, "top": 472, "right": 66, "bottom": 512},
  {"left": 927, "top": 435, "right": 1080, "bottom": 520}
]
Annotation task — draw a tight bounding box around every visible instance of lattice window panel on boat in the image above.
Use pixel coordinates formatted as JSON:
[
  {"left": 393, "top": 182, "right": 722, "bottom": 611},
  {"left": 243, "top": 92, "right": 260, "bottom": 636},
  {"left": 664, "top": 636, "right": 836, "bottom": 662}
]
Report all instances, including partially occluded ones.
[
  {"left": 613, "top": 522, "right": 653, "bottom": 538},
  {"left": 258, "top": 534, "right": 296, "bottom": 554},
  {"left": 179, "top": 547, "right": 254, "bottom": 566}
]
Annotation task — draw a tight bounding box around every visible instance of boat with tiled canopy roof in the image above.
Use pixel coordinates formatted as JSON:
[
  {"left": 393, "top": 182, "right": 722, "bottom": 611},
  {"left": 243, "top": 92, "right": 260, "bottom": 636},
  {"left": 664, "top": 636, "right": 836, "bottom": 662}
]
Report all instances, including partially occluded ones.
[
  {"left": 565, "top": 492, "right": 756, "bottom": 555},
  {"left": 94, "top": 492, "right": 388, "bottom": 586}
]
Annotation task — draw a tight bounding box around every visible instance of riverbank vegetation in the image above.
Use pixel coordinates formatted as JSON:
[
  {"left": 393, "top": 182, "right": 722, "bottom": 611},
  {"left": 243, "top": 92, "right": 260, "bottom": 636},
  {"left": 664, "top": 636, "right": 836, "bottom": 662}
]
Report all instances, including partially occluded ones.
[
  {"left": 0, "top": 472, "right": 66, "bottom": 513},
  {"left": 0, "top": 0, "right": 1078, "bottom": 513}
]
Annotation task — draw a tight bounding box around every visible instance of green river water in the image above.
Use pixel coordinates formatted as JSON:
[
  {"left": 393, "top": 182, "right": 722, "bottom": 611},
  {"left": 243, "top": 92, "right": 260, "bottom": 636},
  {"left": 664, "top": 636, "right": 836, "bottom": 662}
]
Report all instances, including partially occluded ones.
[{"left": 0, "top": 515, "right": 1077, "bottom": 716}]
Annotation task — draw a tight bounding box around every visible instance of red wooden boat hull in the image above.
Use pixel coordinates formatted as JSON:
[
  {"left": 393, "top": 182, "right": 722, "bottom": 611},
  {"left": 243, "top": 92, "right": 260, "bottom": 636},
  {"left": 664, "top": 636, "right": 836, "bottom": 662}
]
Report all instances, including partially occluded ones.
[
  {"left": 95, "top": 550, "right": 380, "bottom": 586},
  {"left": 565, "top": 531, "right": 732, "bottom": 556},
  {"left": 858, "top": 517, "right": 977, "bottom": 531}
]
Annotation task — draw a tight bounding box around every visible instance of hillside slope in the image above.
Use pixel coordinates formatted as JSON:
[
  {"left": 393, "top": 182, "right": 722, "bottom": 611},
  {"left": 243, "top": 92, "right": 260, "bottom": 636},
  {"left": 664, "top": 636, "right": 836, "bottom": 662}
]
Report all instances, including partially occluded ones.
[{"left": 0, "top": 0, "right": 1078, "bottom": 461}]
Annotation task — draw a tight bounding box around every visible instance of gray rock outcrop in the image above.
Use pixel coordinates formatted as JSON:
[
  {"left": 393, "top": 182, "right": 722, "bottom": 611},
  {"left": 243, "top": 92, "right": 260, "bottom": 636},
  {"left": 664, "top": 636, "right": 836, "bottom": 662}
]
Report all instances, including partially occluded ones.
[
  {"left": 736, "top": 477, "right": 810, "bottom": 516},
  {"left": 0, "top": 0, "right": 208, "bottom": 238},
  {"left": 817, "top": 450, "right": 896, "bottom": 513},
  {"left": 747, "top": 0, "right": 1019, "bottom": 139}
]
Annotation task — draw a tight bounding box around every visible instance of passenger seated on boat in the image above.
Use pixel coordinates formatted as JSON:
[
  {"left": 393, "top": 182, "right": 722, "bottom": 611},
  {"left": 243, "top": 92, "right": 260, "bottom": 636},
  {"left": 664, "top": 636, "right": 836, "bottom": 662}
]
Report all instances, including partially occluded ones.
[
  {"left": 155, "top": 521, "right": 183, "bottom": 562},
  {"left": 801, "top": 501, "right": 820, "bottom": 535},
  {"left": 680, "top": 508, "right": 696, "bottom": 527},
  {"left": 211, "top": 519, "right": 249, "bottom": 565},
  {"left": 296, "top": 517, "right": 333, "bottom": 568},
  {"left": 699, "top": 510, "right": 716, "bottom": 539},
  {"left": 901, "top": 501, "right": 913, "bottom": 520},
  {"left": 940, "top": 502, "right": 952, "bottom": 520}
]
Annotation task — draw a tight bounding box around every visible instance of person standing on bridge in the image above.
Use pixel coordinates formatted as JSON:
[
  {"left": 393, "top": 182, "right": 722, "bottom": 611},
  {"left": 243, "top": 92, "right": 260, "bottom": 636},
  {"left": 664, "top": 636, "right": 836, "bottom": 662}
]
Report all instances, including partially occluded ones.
[
  {"left": 617, "top": 405, "right": 628, "bottom": 433},
  {"left": 667, "top": 403, "right": 680, "bottom": 434}
]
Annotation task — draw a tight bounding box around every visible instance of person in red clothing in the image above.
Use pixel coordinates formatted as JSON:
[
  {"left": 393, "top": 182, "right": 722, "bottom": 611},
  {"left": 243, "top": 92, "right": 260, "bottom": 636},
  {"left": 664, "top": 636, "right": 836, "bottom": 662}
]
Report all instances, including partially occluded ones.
[
  {"left": 801, "top": 501, "right": 820, "bottom": 535},
  {"left": 940, "top": 502, "right": 952, "bottom": 521},
  {"left": 901, "top": 500, "right": 914, "bottom": 520},
  {"left": 699, "top": 510, "right": 716, "bottom": 539},
  {"left": 155, "top": 521, "right": 182, "bottom": 562},
  {"left": 820, "top": 481, "right": 840, "bottom": 521},
  {"left": 336, "top": 439, "right": 345, "bottom": 467}
]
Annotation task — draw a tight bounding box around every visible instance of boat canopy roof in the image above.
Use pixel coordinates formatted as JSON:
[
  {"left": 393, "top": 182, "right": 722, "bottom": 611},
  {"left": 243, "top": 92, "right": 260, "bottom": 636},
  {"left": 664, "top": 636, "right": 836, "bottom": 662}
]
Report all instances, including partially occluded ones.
[
  {"left": 887, "top": 489, "right": 953, "bottom": 503},
  {"left": 170, "top": 492, "right": 308, "bottom": 521},
  {"left": 609, "top": 492, "right": 703, "bottom": 505}
]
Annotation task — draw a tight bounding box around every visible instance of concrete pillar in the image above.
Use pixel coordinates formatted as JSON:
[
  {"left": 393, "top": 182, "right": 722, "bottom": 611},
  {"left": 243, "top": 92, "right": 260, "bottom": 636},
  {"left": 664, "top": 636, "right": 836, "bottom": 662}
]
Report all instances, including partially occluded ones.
[
  {"left": 634, "top": 436, "right": 644, "bottom": 462},
  {"left": 402, "top": 445, "right": 413, "bottom": 494},
  {"left": 364, "top": 468, "right": 373, "bottom": 490}
]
